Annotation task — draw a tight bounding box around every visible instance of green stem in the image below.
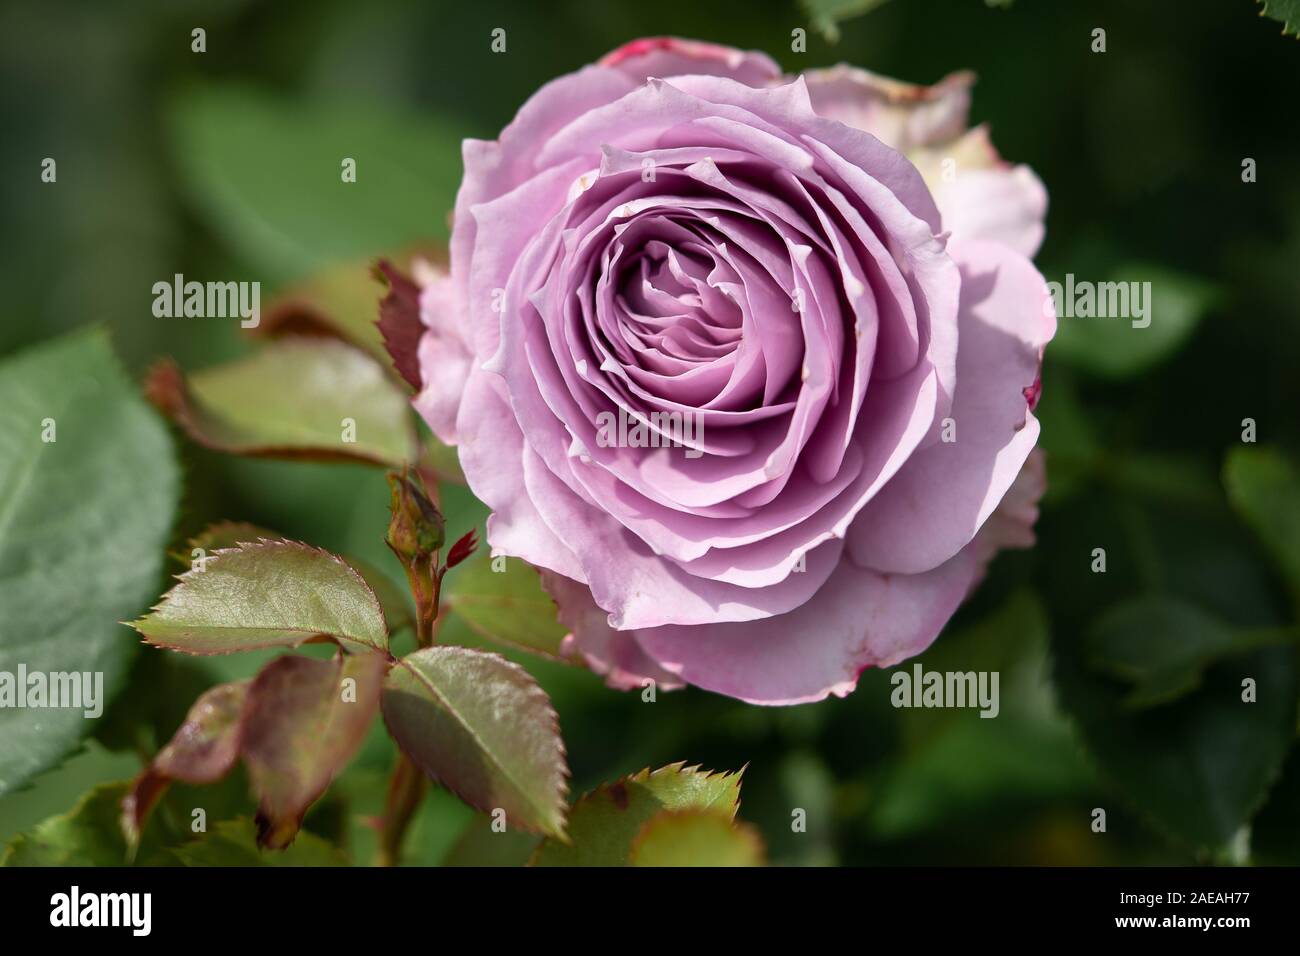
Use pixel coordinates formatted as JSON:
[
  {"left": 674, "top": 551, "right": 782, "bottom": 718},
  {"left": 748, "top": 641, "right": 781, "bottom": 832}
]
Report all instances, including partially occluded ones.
[
  {"left": 375, "top": 753, "right": 427, "bottom": 867},
  {"left": 378, "top": 468, "right": 446, "bottom": 865}
]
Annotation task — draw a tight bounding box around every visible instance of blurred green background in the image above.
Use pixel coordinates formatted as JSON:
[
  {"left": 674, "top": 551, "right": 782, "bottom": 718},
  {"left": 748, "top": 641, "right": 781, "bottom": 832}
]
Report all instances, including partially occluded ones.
[{"left": 1, "top": 0, "right": 1298, "bottom": 865}]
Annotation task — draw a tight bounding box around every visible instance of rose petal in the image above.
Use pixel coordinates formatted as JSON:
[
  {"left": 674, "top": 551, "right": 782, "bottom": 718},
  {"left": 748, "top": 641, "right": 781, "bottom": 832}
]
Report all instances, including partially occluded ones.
[
  {"left": 846, "top": 238, "right": 1055, "bottom": 574},
  {"left": 541, "top": 571, "right": 685, "bottom": 691},
  {"left": 413, "top": 271, "right": 471, "bottom": 444},
  {"left": 633, "top": 546, "right": 983, "bottom": 705},
  {"left": 931, "top": 164, "right": 1048, "bottom": 259},
  {"left": 803, "top": 65, "right": 975, "bottom": 152},
  {"left": 599, "top": 37, "right": 782, "bottom": 88}
]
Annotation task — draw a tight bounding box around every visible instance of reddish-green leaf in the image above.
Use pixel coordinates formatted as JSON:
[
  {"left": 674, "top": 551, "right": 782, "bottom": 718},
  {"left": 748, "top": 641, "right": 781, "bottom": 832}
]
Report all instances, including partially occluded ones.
[
  {"left": 375, "top": 259, "right": 423, "bottom": 391},
  {"left": 382, "top": 646, "right": 568, "bottom": 839},
  {"left": 145, "top": 336, "right": 416, "bottom": 467},
  {"left": 121, "top": 681, "right": 249, "bottom": 847},
  {"left": 242, "top": 651, "right": 387, "bottom": 848}
]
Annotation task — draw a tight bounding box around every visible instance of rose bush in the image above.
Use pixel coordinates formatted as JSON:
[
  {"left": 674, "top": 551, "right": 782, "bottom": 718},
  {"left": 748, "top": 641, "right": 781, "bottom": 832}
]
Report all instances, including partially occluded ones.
[{"left": 412, "top": 37, "right": 1055, "bottom": 704}]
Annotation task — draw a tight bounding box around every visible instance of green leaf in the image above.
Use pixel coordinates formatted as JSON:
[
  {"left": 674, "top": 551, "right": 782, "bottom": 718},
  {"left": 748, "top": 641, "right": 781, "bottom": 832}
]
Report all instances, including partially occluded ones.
[
  {"left": 1258, "top": 0, "right": 1300, "bottom": 38},
  {"left": 1054, "top": 588, "right": 1298, "bottom": 851},
  {"left": 130, "top": 540, "right": 389, "bottom": 655},
  {"left": 163, "top": 819, "right": 349, "bottom": 866},
  {"left": 0, "top": 742, "right": 140, "bottom": 846},
  {"left": 531, "top": 762, "right": 743, "bottom": 866},
  {"left": 440, "top": 553, "right": 567, "bottom": 660},
  {"left": 3, "top": 774, "right": 270, "bottom": 866},
  {"left": 242, "top": 651, "right": 386, "bottom": 849},
  {"left": 2, "top": 782, "right": 161, "bottom": 866},
  {"left": 0, "top": 328, "right": 179, "bottom": 795},
  {"left": 1048, "top": 265, "right": 1217, "bottom": 379},
  {"left": 1034, "top": 367, "right": 1097, "bottom": 502},
  {"left": 1224, "top": 446, "right": 1300, "bottom": 610},
  {"left": 629, "top": 809, "right": 765, "bottom": 866},
  {"left": 1039, "top": 489, "right": 1299, "bottom": 851},
  {"left": 180, "top": 521, "right": 279, "bottom": 558},
  {"left": 1057, "top": 642, "right": 1297, "bottom": 850},
  {"left": 1087, "top": 597, "right": 1296, "bottom": 708},
  {"left": 174, "top": 522, "right": 413, "bottom": 635},
  {"left": 800, "top": 0, "right": 891, "bottom": 42},
  {"left": 147, "top": 337, "right": 416, "bottom": 467},
  {"left": 382, "top": 646, "right": 569, "bottom": 838},
  {"left": 258, "top": 258, "right": 399, "bottom": 364},
  {"left": 168, "top": 85, "right": 463, "bottom": 278},
  {"left": 346, "top": 557, "right": 415, "bottom": 636}
]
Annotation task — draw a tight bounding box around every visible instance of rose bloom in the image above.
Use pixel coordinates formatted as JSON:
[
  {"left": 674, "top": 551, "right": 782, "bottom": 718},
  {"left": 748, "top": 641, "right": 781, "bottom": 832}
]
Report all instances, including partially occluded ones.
[{"left": 413, "top": 38, "right": 1054, "bottom": 704}]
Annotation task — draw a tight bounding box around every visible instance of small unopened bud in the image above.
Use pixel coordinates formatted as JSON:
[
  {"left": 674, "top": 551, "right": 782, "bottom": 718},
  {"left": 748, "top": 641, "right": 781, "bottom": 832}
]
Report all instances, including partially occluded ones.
[
  {"left": 386, "top": 468, "right": 443, "bottom": 562},
  {"left": 446, "top": 529, "right": 479, "bottom": 569}
]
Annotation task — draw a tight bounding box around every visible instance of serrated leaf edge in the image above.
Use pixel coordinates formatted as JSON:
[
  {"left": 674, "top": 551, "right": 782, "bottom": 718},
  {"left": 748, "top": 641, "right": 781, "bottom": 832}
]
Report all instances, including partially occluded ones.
[
  {"left": 127, "top": 538, "right": 390, "bottom": 654},
  {"left": 383, "top": 647, "right": 569, "bottom": 839}
]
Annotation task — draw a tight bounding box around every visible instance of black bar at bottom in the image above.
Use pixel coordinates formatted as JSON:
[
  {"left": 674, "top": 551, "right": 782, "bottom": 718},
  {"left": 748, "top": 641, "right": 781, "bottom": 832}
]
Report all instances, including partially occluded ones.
[{"left": 0, "top": 865, "right": 1288, "bottom": 941}]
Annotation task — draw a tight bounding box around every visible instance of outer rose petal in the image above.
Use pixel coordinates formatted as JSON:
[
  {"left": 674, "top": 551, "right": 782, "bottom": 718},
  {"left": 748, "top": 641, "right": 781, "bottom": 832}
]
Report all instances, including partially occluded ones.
[
  {"left": 930, "top": 163, "right": 1048, "bottom": 259},
  {"left": 455, "top": 368, "right": 587, "bottom": 582},
  {"left": 847, "top": 238, "right": 1055, "bottom": 574},
  {"left": 803, "top": 65, "right": 974, "bottom": 151},
  {"left": 632, "top": 548, "right": 981, "bottom": 705},
  {"left": 541, "top": 571, "right": 685, "bottom": 692},
  {"left": 413, "top": 269, "right": 471, "bottom": 444},
  {"left": 804, "top": 67, "right": 1047, "bottom": 256},
  {"left": 972, "top": 447, "right": 1046, "bottom": 560},
  {"left": 599, "top": 36, "right": 782, "bottom": 87},
  {"left": 628, "top": 447, "right": 1049, "bottom": 706}
]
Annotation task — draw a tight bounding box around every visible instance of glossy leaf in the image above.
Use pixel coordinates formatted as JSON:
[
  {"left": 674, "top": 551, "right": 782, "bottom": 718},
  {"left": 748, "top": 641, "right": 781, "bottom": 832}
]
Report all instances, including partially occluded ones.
[
  {"left": 0, "top": 329, "right": 178, "bottom": 795},
  {"left": 181, "top": 521, "right": 278, "bottom": 557},
  {"left": 130, "top": 540, "right": 390, "bottom": 655},
  {"left": 174, "top": 522, "right": 413, "bottom": 635},
  {"left": 1258, "top": 0, "right": 1300, "bottom": 38},
  {"left": 382, "top": 646, "right": 568, "bottom": 838},
  {"left": 630, "top": 808, "right": 765, "bottom": 867},
  {"left": 147, "top": 337, "right": 416, "bottom": 467},
  {"left": 1087, "top": 597, "right": 1296, "bottom": 708},
  {"left": 531, "top": 763, "right": 743, "bottom": 866}
]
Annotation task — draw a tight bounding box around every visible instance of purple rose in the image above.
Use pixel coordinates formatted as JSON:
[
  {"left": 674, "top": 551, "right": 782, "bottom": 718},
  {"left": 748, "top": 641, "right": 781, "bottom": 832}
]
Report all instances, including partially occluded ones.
[{"left": 414, "top": 37, "right": 1055, "bottom": 704}]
